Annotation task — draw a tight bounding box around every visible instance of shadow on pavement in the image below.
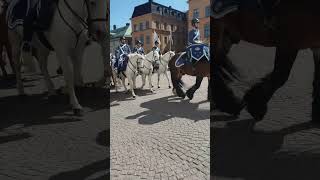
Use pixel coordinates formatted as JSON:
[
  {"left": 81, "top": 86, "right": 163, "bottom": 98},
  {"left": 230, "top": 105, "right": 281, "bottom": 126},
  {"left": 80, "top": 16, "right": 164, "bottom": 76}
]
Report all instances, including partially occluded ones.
[
  {"left": 0, "top": 87, "right": 108, "bottom": 143},
  {"left": 212, "top": 117, "right": 320, "bottom": 180},
  {"left": 49, "top": 130, "right": 110, "bottom": 180},
  {"left": 126, "top": 95, "right": 209, "bottom": 124}
]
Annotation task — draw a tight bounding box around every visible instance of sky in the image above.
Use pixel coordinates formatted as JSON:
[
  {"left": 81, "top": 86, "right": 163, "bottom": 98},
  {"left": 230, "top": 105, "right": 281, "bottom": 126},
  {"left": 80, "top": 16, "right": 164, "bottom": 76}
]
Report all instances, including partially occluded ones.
[{"left": 110, "top": 0, "right": 188, "bottom": 30}]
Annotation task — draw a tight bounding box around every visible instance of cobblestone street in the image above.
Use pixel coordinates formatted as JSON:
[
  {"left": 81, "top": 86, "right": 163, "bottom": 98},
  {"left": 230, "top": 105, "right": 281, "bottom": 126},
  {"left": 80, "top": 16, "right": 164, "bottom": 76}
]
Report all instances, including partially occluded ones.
[
  {"left": 213, "top": 41, "right": 320, "bottom": 180},
  {"left": 0, "top": 47, "right": 108, "bottom": 180},
  {"left": 110, "top": 74, "right": 210, "bottom": 180}
]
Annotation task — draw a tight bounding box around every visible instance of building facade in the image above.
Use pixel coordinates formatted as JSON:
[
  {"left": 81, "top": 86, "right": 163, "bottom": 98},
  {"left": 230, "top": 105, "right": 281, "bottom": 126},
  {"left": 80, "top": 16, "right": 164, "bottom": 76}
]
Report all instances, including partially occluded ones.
[
  {"left": 188, "top": 0, "right": 210, "bottom": 44},
  {"left": 110, "top": 23, "right": 132, "bottom": 55},
  {"left": 131, "top": 0, "right": 188, "bottom": 53}
]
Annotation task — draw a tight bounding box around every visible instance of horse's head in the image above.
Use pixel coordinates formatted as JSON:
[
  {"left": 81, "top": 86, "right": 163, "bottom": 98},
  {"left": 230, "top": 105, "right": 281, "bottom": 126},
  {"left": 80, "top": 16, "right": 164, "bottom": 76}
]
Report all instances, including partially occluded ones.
[
  {"left": 146, "top": 50, "right": 160, "bottom": 62},
  {"left": 85, "top": 0, "right": 108, "bottom": 41},
  {"left": 161, "top": 51, "right": 175, "bottom": 63},
  {"left": 129, "top": 53, "right": 145, "bottom": 71}
]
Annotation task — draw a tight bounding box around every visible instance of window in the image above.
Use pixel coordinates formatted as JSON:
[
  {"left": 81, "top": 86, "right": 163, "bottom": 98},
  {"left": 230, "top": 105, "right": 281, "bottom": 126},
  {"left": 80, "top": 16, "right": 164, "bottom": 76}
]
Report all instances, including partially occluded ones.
[
  {"left": 146, "top": 21, "right": 149, "bottom": 29},
  {"left": 140, "top": 35, "right": 144, "bottom": 44},
  {"left": 146, "top": 35, "right": 150, "bottom": 44},
  {"left": 193, "top": 9, "right": 199, "bottom": 19},
  {"left": 204, "top": 23, "right": 210, "bottom": 38},
  {"left": 171, "top": 25, "right": 174, "bottom": 31},
  {"left": 164, "top": 23, "right": 167, "bottom": 31},
  {"left": 134, "top": 38, "right": 138, "bottom": 45},
  {"left": 134, "top": 24, "right": 137, "bottom": 32},
  {"left": 155, "top": 21, "right": 160, "bottom": 29},
  {"left": 164, "top": 36, "right": 168, "bottom": 44},
  {"left": 139, "top": 22, "right": 143, "bottom": 31},
  {"left": 205, "top": 6, "right": 210, "bottom": 17}
]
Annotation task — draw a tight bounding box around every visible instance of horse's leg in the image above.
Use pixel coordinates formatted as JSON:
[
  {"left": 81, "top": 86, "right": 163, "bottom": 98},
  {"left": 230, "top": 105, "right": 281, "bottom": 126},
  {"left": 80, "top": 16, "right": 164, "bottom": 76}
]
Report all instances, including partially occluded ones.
[
  {"left": 36, "top": 48, "right": 56, "bottom": 97},
  {"left": 129, "top": 76, "right": 136, "bottom": 98},
  {"left": 56, "top": 52, "right": 83, "bottom": 116},
  {"left": 244, "top": 46, "right": 298, "bottom": 121},
  {"left": 312, "top": 48, "right": 320, "bottom": 123},
  {"left": 121, "top": 75, "right": 128, "bottom": 92},
  {"left": 133, "top": 74, "right": 137, "bottom": 89},
  {"left": 157, "top": 72, "right": 160, "bottom": 88},
  {"left": 164, "top": 69, "right": 171, "bottom": 88},
  {"left": 5, "top": 41, "right": 15, "bottom": 75},
  {"left": 148, "top": 73, "right": 154, "bottom": 93},
  {"left": 71, "top": 53, "right": 84, "bottom": 87},
  {"left": 170, "top": 66, "right": 185, "bottom": 98},
  {"left": 140, "top": 74, "right": 146, "bottom": 89},
  {"left": 186, "top": 76, "right": 203, "bottom": 100}
]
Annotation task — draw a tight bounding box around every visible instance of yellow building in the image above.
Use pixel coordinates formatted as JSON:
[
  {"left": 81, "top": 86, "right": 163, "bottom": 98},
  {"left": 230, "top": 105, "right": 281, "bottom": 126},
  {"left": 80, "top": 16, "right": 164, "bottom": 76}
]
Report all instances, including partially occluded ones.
[
  {"left": 131, "top": 0, "right": 188, "bottom": 53},
  {"left": 188, "top": 0, "right": 210, "bottom": 44}
]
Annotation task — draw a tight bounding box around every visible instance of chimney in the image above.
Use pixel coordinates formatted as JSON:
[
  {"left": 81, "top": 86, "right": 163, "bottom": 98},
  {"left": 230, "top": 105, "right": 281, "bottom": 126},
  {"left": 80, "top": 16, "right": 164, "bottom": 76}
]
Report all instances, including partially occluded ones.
[
  {"left": 126, "top": 23, "right": 130, "bottom": 26},
  {"left": 113, "top": 25, "right": 116, "bottom": 30},
  {"left": 149, "top": 0, "right": 153, "bottom": 2}
]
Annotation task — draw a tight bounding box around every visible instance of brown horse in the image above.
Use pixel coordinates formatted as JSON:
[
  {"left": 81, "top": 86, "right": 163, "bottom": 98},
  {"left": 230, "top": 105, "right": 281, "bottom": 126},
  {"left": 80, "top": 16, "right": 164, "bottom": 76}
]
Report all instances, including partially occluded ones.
[
  {"left": 212, "top": 0, "right": 320, "bottom": 123},
  {"left": 0, "top": 1, "right": 15, "bottom": 78},
  {"left": 169, "top": 52, "right": 210, "bottom": 100}
]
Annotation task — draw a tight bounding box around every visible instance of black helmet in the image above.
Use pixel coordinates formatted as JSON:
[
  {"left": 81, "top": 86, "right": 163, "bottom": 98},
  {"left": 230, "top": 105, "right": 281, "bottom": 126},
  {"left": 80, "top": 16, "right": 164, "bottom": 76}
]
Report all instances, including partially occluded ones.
[
  {"left": 191, "top": 18, "right": 200, "bottom": 25},
  {"left": 136, "top": 40, "right": 142, "bottom": 45},
  {"left": 120, "top": 37, "right": 126, "bottom": 41}
]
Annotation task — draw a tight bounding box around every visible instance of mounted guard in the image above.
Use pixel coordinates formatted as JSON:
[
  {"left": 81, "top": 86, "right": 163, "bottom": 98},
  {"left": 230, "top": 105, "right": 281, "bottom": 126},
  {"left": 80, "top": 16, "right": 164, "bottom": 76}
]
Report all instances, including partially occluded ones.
[
  {"left": 132, "top": 40, "right": 144, "bottom": 55},
  {"left": 114, "top": 36, "right": 131, "bottom": 75},
  {"left": 152, "top": 40, "right": 161, "bottom": 71}
]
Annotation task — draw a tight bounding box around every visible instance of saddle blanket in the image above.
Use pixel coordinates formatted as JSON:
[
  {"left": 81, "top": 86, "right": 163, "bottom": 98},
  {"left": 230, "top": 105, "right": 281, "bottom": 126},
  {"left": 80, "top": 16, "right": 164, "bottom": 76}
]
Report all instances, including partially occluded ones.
[
  {"left": 7, "top": 0, "right": 35, "bottom": 29},
  {"left": 114, "top": 54, "right": 129, "bottom": 72},
  {"left": 175, "top": 44, "right": 210, "bottom": 68},
  {"left": 212, "top": 0, "right": 239, "bottom": 19}
]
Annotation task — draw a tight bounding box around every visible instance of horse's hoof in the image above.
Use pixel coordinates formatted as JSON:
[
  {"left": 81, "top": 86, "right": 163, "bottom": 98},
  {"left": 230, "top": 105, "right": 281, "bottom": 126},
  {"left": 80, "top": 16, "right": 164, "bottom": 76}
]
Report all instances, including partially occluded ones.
[
  {"left": 169, "top": 86, "right": 171, "bottom": 89},
  {"left": 186, "top": 89, "right": 194, "bottom": 100},
  {"left": 132, "top": 95, "right": 136, "bottom": 99},
  {"left": 73, "top": 108, "right": 84, "bottom": 117},
  {"left": 158, "top": 86, "right": 160, "bottom": 89},
  {"left": 56, "top": 68, "right": 63, "bottom": 75},
  {"left": 246, "top": 103, "right": 267, "bottom": 121}
]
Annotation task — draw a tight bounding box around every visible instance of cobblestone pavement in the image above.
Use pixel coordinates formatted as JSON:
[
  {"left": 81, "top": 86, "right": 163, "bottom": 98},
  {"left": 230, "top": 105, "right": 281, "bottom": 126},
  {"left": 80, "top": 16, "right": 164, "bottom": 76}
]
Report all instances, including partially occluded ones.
[
  {"left": 213, "top": 41, "right": 320, "bottom": 180},
  {"left": 0, "top": 49, "right": 108, "bottom": 180},
  {"left": 110, "top": 73, "right": 210, "bottom": 180}
]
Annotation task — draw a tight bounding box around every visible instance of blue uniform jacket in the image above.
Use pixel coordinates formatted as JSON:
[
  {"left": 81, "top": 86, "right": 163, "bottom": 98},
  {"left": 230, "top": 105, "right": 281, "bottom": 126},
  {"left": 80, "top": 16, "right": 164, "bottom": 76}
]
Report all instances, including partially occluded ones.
[
  {"left": 188, "top": 29, "right": 200, "bottom": 45},
  {"left": 133, "top": 47, "right": 145, "bottom": 55}
]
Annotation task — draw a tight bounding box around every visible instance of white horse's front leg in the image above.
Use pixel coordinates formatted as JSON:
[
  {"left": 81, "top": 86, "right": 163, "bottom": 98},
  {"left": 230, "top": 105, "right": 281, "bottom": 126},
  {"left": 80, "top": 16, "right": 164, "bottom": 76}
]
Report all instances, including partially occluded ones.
[
  {"left": 157, "top": 73, "right": 160, "bottom": 88},
  {"left": 133, "top": 74, "right": 137, "bottom": 89},
  {"left": 140, "top": 74, "right": 146, "bottom": 89},
  {"left": 148, "top": 74, "right": 154, "bottom": 93},
  {"left": 37, "top": 49, "right": 56, "bottom": 96},
  {"left": 164, "top": 70, "right": 171, "bottom": 88},
  {"left": 121, "top": 75, "right": 128, "bottom": 92},
  {"left": 129, "top": 77, "right": 136, "bottom": 98},
  {"left": 56, "top": 53, "right": 83, "bottom": 116}
]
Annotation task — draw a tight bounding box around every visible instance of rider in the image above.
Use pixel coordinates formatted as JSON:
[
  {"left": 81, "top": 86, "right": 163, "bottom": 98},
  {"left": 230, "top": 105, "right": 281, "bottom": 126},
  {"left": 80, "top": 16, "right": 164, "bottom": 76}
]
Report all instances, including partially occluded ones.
[
  {"left": 22, "top": 0, "right": 56, "bottom": 53},
  {"left": 187, "top": 18, "right": 201, "bottom": 64},
  {"left": 133, "top": 40, "right": 145, "bottom": 55},
  {"left": 152, "top": 40, "right": 161, "bottom": 71},
  {"left": 114, "top": 36, "right": 131, "bottom": 74}
]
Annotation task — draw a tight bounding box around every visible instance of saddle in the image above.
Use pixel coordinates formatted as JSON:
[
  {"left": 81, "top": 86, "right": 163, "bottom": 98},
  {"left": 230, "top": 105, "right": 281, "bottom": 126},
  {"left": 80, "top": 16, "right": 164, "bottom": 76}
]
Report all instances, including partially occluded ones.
[
  {"left": 7, "top": 0, "right": 55, "bottom": 49},
  {"left": 175, "top": 43, "right": 210, "bottom": 68}
]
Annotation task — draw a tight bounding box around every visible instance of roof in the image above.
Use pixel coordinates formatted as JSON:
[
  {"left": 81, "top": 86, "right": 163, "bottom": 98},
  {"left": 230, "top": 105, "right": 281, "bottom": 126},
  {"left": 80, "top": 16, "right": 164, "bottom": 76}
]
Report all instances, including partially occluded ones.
[
  {"left": 110, "top": 25, "right": 132, "bottom": 39},
  {"left": 131, "top": 1, "right": 187, "bottom": 20}
]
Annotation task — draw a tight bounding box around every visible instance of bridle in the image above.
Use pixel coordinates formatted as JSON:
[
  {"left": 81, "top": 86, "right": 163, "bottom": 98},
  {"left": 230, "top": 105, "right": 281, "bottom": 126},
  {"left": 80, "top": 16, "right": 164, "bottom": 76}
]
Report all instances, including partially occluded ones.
[
  {"left": 57, "top": 0, "right": 107, "bottom": 47},
  {"left": 127, "top": 54, "right": 144, "bottom": 73}
]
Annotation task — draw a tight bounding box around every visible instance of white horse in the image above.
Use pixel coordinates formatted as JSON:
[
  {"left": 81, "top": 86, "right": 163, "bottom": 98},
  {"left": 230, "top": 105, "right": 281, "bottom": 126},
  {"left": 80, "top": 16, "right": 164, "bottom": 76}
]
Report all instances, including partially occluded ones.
[
  {"left": 154, "top": 51, "right": 175, "bottom": 89},
  {"left": 117, "top": 53, "right": 144, "bottom": 98},
  {"left": 138, "top": 50, "right": 160, "bottom": 93},
  {"left": 7, "top": 0, "right": 108, "bottom": 116}
]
